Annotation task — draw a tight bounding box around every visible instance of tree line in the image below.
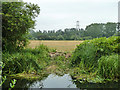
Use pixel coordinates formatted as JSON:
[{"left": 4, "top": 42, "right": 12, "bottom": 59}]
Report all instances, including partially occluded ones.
[{"left": 28, "top": 22, "right": 119, "bottom": 40}]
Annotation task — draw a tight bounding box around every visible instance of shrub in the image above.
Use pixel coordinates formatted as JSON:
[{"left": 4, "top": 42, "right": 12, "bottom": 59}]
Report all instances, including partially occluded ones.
[
  {"left": 2, "top": 45, "right": 50, "bottom": 74},
  {"left": 90, "top": 36, "right": 120, "bottom": 55},
  {"left": 71, "top": 36, "right": 120, "bottom": 70}
]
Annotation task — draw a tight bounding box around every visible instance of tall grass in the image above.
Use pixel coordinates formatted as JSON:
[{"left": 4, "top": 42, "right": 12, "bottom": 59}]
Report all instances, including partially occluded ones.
[
  {"left": 2, "top": 44, "right": 50, "bottom": 75},
  {"left": 98, "top": 54, "right": 119, "bottom": 79},
  {"left": 71, "top": 43, "right": 97, "bottom": 68}
]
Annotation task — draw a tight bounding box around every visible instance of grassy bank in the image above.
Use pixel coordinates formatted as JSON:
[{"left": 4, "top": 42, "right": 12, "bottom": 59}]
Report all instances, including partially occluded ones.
[
  {"left": 2, "top": 44, "right": 71, "bottom": 79},
  {"left": 70, "top": 36, "right": 120, "bottom": 82}
]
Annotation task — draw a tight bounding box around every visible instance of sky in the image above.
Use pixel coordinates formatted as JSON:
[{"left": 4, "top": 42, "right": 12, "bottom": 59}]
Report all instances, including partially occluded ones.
[{"left": 23, "top": 0, "right": 119, "bottom": 31}]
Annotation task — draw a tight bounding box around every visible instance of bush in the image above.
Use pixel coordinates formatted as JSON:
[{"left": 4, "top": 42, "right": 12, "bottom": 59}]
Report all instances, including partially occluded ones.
[
  {"left": 70, "top": 36, "right": 120, "bottom": 80},
  {"left": 71, "top": 36, "right": 119, "bottom": 70},
  {"left": 98, "top": 54, "right": 119, "bottom": 79},
  {"left": 2, "top": 45, "right": 50, "bottom": 74},
  {"left": 89, "top": 36, "right": 120, "bottom": 55}
]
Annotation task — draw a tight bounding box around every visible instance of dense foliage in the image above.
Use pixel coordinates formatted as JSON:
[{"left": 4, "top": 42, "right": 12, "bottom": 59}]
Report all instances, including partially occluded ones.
[
  {"left": 2, "top": 2, "right": 40, "bottom": 52},
  {"left": 98, "top": 54, "right": 119, "bottom": 79},
  {"left": 2, "top": 45, "right": 50, "bottom": 75},
  {"left": 71, "top": 36, "right": 120, "bottom": 79},
  {"left": 29, "top": 22, "right": 119, "bottom": 40},
  {"left": 2, "top": 1, "right": 44, "bottom": 76}
]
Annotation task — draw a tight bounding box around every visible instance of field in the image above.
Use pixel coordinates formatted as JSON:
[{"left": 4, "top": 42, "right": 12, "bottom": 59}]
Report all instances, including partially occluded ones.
[{"left": 28, "top": 40, "right": 84, "bottom": 52}]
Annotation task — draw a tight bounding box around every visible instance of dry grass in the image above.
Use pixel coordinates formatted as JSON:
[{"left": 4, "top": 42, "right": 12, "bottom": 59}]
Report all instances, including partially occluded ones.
[{"left": 27, "top": 40, "right": 84, "bottom": 52}]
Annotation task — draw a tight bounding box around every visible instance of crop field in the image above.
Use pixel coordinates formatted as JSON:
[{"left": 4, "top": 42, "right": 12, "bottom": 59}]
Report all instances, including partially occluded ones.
[{"left": 28, "top": 40, "right": 84, "bottom": 52}]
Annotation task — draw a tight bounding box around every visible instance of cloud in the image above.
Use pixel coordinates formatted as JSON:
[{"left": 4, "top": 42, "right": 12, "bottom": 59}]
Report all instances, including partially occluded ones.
[
  {"left": 24, "top": 0, "right": 119, "bottom": 3},
  {"left": 23, "top": 0, "right": 118, "bottom": 31}
]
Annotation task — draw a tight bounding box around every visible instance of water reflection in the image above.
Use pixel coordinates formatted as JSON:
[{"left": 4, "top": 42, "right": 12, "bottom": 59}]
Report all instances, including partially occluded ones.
[
  {"left": 29, "top": 74, "right": 76, "bottom": 88},
  {"left": 3, "top": 74, "right": 76, "bottom": 88},
  {"left": 3, "top": 74, "right": 119, "bottom": 89}
]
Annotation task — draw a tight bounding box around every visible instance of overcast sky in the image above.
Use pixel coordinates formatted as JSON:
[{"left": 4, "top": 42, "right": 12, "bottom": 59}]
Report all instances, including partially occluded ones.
[{"left": 23, "top": 0, "right": 119, "bottom": 31}]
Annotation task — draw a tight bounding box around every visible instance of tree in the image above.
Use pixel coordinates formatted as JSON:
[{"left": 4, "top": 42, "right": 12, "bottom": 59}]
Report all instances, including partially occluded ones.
[
  {"left": 103, "top": 22, "right": 117, "bottom": 37},
  {"left": 85, "top": 23, "right": 104, "bottom": 38},
  {"left": 85, "top": 23, "right": 117, "bottom": 38},
  {"left": 2, "top": 1, "right": 40, "bottom": 52}
]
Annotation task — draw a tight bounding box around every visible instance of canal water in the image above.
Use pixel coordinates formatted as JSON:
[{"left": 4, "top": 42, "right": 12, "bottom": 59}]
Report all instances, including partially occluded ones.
[
  {"left": 29, "top": 74, "right": 76, "bottom": 88},
  {"left": 3, "top": 73, "right": 119, "bottom": 89}
]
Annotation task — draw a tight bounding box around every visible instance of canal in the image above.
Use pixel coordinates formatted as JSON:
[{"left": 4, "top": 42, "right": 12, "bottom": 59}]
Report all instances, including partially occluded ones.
[{"left": 3, "top": 73, "right": 119, "bottom": 89}]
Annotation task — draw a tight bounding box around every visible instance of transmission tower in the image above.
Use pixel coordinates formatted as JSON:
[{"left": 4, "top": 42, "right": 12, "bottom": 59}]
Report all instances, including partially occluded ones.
[{"left": 76, "top": 21, "right": 80, "bottom": 30}]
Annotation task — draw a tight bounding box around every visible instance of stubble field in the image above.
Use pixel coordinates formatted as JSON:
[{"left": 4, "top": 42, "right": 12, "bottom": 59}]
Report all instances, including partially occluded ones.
[{"left": 28, "top": 40, "right": 84, "bottom": 52}]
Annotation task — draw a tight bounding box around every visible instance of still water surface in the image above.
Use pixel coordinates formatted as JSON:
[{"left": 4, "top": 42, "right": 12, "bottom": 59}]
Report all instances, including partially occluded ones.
[
  {"left": 3, "top": 73, "right": 119, "bottom": 89},
  {"left": 29, "top": 74, "right": 76, "bottom": 88}
]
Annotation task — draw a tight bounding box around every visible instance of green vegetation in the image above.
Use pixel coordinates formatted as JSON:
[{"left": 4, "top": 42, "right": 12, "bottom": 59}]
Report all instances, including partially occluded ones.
[
  {"left": 70, "top": 36, "right": 120, "bottom": 82},
  {"left": 9, "top": 79, "right": 17, "bottom": 89},
  {"left": 28, "top": 22, "right": 119, "bottom": 40},
  {"left": 2, "top": 36, "right": 119, "bottom": 87},
  {"left": 98, "top": 54, "right": 119, "bottom": 79},
  {"left": 2, "top": 45, "right": 50, "bottom": 75},
  {"left": 2, "top": 1, "right": 40, "bottom": 52},
  {"left": 47, "top": 55, "right": 71, "bottom": 76},
  {"left": 1, "top": 1, "right": 42, "bottom": 87},
  {"left": 1, "top": 1, "right": 119, "bottom": 89}
]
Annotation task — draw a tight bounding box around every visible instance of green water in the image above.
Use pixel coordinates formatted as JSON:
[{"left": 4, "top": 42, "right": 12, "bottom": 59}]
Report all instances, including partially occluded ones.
[{"left": 2, "top": 74, "right": 119, "bottom": 89}]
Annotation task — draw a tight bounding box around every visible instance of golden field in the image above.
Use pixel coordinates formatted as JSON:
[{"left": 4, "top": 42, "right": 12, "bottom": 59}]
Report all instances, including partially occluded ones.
[{"left": 28, "top": 40, "right": 84, "bottom": 52}]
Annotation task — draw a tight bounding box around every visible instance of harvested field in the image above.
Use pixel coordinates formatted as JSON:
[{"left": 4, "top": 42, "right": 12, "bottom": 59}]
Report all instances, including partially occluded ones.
[{"left": 28, "top": 40, "right": 84, "bottom": 52}]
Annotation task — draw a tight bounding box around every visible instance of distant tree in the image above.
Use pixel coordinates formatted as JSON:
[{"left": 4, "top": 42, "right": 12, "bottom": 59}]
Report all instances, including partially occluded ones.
[
  {"left": 57, "top": 35, "right": 64, "bottom": 40},
  {"left": 28, "top": 22, "right": 117, "bottom": 40},
  {"left": 85, "top": 23, "right": 117, "bottom": 38},
  {"left": 28, "top": 29, "right": 36, "bottom": 40},
  {"left": 103, "top": 22, "right": 117, "bottom": 37},
  {"left": 85, "top": 23, "right": 104, "bottom": 38},
  {"left": 2, "top": 1, "right": 40, "bottom": 51}
]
